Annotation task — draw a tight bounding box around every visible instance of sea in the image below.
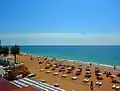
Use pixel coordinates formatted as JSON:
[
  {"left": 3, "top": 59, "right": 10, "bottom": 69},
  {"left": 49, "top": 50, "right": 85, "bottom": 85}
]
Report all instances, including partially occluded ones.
[{"left": 8, "top": 45, "right": 120, "bottom": 67}]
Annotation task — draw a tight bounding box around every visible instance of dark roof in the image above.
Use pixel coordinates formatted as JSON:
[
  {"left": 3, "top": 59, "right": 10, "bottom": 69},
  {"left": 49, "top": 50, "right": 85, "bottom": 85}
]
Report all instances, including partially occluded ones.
[
  {"left": 0, "top": 78, "right": 19, "bottom": 91},
  {"left": 12, "top": 86, "right": 39, "bottom": 91}
]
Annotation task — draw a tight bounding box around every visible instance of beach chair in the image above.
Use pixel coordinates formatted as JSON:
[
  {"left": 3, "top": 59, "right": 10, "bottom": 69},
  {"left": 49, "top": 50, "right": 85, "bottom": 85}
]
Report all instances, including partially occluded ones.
[
  {"left": 98, "top": 82, "right": 102, "bottom": 86},
  {"left": 39, "top": 61, "right": 43, "bottom": 64},
  {"left": 53, "top": 72, "right": 59, "bottom": 75},
  {"left": 111, "top": 79, "right": 119, "bottom": 84},
  {"left": 52, "top": 67, "right": 56, "bottom": 70},
  {"left": 84, "top": 74, "right": 91, "bottom": 78},
  {"left": 72, "top": 76, "right": 78, "bottom": 80},
  {"left": 96, "top": 76, "right": 103, "bottom": 80},
  {"left": 16, "top": 74, "right": 23, "bottom": 79},
  {"left": 86, "top": 68, "right": 91, "bottom": 71},
  {"left": 83, "top": 79, "right": 89, "bottom": 84},
  {"left": 86, "top": 79, "right": 89, "bottom": 83},
  {"left": 27, "top": 73, "right": 36, "bottom": 78},
  {"left": 76, "top": 71, "right": 81, "bottom": 76},
  {"left": 40, "top": 68, "right": 44, "bottom": 71},
  {"left": 85, "top": 71, "right": 91, "bottom": 74},
  {"left": 112, "top": 84, "right": 116, "bottom": 89},
  {"left": 53, "top": 83, "right": 59, "bottom": 87},
  {"left": 115, "top": 86, "right": 120, "bottom": 91},
  {"left": 41, "top": 80, "right": 45, "bottom": 83},
  {"left": 95, "top": 68, "right": 100, "bottom": 74},
  {"left": 95, "top": 81, "right": 99, "bottom": 85},
  {"left": 62, "top": 74, "right": 68, "bottom": 78},
  {"left": 46, "top": 70, "right": 51, "bottom": 73}
]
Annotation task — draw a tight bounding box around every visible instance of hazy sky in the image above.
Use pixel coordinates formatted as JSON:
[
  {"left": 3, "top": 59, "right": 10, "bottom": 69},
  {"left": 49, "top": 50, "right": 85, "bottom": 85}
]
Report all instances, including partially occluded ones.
[{"left": 0, "top": 0, "right": 120, "bottom": 45}]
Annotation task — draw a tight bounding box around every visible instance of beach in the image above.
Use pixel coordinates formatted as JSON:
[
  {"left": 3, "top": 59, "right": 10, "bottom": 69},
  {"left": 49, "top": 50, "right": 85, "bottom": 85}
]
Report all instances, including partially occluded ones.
[{"left": 16, "top": 54, "right": 119, "bottom": 91}]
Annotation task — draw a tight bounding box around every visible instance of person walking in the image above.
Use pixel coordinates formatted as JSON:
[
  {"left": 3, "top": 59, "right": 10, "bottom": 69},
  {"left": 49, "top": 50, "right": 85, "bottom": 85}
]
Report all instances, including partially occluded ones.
[{"left": 90, "top": 81, "right": 94, "bottom": 91}]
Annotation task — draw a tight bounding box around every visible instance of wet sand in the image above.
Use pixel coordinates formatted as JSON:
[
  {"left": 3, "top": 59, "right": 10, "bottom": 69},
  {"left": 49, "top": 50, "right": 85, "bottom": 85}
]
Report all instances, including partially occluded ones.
[{"left": 16, "top": 54, "right": 118, "bottom": 91}]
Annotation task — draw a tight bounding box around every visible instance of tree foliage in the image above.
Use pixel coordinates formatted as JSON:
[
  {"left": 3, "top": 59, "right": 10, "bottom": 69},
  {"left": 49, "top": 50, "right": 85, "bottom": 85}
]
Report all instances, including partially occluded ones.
[
  {"left": 11, "top": 45, "right": 20, "bottom": 63},
  {"left": 0, "top": 46, "right": 9, "bottom": 56},
  {"left": 11, "top": 45, "right": 20, "bottom": 55}
]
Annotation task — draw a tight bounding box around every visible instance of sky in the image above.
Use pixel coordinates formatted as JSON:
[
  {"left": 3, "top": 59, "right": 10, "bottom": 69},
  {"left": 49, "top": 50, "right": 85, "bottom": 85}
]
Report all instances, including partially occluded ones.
[{"left": 0, "top": 0, "right": 120, "bottom": 45}]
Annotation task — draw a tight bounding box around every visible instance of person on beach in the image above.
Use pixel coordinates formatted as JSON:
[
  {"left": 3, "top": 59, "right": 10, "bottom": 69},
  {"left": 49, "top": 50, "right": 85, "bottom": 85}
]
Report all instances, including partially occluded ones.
[
  {"left": 30, "top": 56, "right": 32, "bottom": 60},
  {"left": 98, "top": 64, "right": 99, "bottom": 66},
  {"left": 90, "top": 81, "right": 94, "bottom": 91},
  {"left": 90, "top": 62, "right": 92, "bottom": 66},
  {"left": 114, "top": 65, "right": 116, "bottom": 70}
]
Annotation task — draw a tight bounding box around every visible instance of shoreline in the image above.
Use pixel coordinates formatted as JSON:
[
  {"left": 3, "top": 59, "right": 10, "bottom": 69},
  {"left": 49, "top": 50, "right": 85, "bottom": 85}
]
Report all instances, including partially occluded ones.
[{"left": 20, "top": 52, "right": 119, "bottom": 69}]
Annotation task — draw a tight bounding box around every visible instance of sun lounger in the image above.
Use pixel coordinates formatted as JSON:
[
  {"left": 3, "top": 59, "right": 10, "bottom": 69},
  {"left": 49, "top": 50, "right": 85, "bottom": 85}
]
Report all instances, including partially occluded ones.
[
  {"left": 76, "top": 71, "right": 81, "bottom": 76},
  {"left": 72, "top": 76, "right": 78, "bottom": 80},
  {"left": 112, "top": 84, "right": 116, "bottom": 89},
  {"left": 46, "top": 71, "right": 51, "bottom": 73},
  {"left": 110, "top": 75, "right": 116, "bottom": 78},
  {"left": 76, "top": 69, "right": 81, "bottom": 72},
  {"left": 96, "top": 73, "right": 102, "bottom": 76},
  {"left": 53, "top": 72, "right": 59, "bottom": 75},
  {"left": 67, "top": 67, "right": 72, "bottom": 70},
  {"left": 84, "top": 74, "right": 91, "bottom": 78},
  {"left": 83, "top": 79, "right": 86, "bottom": 82},
  {"left": 95, "top": 81, "right": 99, "bottom": 85},
  {"left": 53, "top": 83, "right": 59, "bottom": 87},
  {"left": 86, "top": 79, "right": 89, "bottom": 82},
  {"left": 16, "top": 74, "right": 23, "bottom": 79},
  {"left": 85, "top": 71, "right": 91, "bottom": 74},
  {"left": 62, "top": 74, "right": 68, "bottom": 78},
  {"left": 40, "top": 69, "right": 44, "bottom": 71},
  {"left": 52, "top": 67, "right": 56, "bottom": 70},
  {"left": 53, "top": 65, "right": 57, "bottom": 67},
  {"left": 27, "top": 73, "right": 36, "bottom": 78},
  {"left": 97, "top": 76, "right": 103, "bottom": 80},
  {"left": 41, "top": 80, "right": 45, "bottom": 83},
  {"left": 116, "top": 86, "right": 120, "bottom": 91},
  {"left": 83, "top": 79, "right": 89, "bottom": 83},
  {"left": 95, "top": 81, "right": 102, "bottom": 86},
  {"left": 98, "top": 82, "right": 102, "bottom": 86}
]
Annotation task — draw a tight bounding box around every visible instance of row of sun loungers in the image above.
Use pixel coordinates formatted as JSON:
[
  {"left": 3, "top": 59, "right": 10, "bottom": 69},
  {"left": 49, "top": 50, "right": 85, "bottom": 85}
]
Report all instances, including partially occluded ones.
[
  {"left": 112, "top": 84, "right": 120, "bottom": 91},
  {"left": 10, "top": 77, "right": 66, "bottom": 91},
  {"left": 95, "top": 81, "right": 102, "bottom": 86}
]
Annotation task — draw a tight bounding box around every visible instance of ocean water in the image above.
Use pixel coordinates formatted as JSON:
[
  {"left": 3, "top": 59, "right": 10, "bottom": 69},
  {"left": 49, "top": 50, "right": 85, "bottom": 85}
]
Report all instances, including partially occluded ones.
[{"left": 8, "top": 45, "right": 120, "bottom": 66}]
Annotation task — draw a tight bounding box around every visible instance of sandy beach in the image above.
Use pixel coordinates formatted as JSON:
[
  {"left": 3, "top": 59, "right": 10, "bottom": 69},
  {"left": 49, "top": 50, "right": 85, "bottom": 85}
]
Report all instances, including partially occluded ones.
[{"left": 16, "top": 54, "right": 119, "bottom": 91}]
